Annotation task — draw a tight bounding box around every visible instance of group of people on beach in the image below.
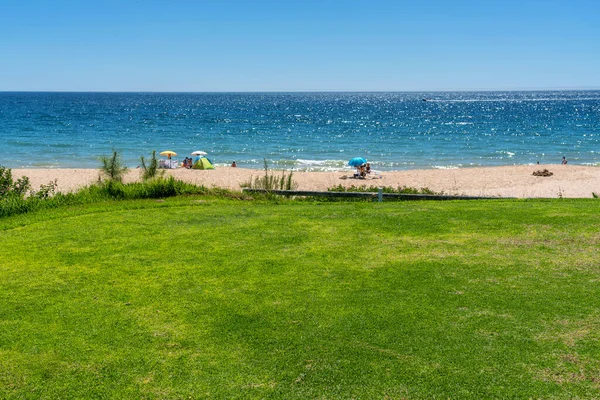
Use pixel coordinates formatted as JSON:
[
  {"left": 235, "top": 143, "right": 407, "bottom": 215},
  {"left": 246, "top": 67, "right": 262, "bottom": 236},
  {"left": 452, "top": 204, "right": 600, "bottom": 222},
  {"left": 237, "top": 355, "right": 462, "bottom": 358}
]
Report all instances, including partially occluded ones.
[
  {"left": 354, "top": 163, "right": 371, "bottom": 178},
  {"left": 536, "top": 156, "right": 568, "bottom": 165},
  {"left": 182, "top": 157, "right": 194, "bottom": 169},
  {"left": 179, "top": 157, "right": 237, "bottom": 169}
]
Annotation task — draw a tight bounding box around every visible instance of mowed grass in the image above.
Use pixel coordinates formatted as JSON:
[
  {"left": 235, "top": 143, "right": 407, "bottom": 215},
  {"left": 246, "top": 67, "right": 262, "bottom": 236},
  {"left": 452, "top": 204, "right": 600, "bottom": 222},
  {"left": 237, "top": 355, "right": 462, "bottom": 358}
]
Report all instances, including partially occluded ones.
[{"left": 1, "top": 197, "right": 600, "bottom": 399}]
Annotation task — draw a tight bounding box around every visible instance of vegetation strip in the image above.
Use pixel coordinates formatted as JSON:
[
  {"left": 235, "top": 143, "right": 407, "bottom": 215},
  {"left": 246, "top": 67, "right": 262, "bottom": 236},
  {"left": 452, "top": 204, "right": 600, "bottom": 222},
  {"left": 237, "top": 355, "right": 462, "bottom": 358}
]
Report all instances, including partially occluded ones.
[{"left": 243, "top": 188, "right": 507, "bottom": 200}]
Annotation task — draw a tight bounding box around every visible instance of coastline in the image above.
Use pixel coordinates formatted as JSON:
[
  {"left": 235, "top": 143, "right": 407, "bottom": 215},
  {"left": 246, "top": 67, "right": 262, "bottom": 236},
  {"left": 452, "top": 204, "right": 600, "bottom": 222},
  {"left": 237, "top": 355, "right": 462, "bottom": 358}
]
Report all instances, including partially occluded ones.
[{"left": 11, "top": 165, "right": 600, "bottom": 198}]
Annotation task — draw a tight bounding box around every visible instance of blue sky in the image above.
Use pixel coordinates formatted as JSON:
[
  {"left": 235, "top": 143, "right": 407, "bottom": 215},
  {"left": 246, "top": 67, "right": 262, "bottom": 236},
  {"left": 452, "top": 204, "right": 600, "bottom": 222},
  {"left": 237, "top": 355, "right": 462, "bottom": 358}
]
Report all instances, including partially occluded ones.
[{"left": 0, "top": 0, "right": 598, "bottom": 91}]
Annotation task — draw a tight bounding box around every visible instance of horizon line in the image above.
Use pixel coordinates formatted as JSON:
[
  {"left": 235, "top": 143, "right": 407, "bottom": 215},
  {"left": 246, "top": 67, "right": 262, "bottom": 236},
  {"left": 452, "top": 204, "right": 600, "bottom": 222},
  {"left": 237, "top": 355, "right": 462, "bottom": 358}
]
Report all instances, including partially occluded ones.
[{"left": 1, "top": 87, "right": 600, "bottom": 94}]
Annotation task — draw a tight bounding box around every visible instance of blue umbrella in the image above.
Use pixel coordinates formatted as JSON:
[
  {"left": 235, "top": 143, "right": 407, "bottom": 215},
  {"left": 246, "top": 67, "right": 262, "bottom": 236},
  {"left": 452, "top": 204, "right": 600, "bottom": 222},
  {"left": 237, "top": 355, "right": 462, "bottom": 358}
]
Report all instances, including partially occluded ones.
[{"left": 348, "top": 157, "right": 367, "bottom": 167}]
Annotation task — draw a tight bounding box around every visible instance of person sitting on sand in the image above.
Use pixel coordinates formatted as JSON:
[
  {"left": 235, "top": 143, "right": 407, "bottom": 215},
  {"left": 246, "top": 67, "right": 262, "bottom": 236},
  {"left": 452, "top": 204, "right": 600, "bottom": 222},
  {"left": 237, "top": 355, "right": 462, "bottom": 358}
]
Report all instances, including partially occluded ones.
[
  {"left": 365, "top": 163, "right": 371, "bottom": 174},
  {"left": 359, "top": 164, "right": 367, "bottom": 178},
  {"left": 562, "top": 156, "right": 567, "bottom": 164},
  {"left": 231, "top": 161, "right": 237, "bottom": 167}
]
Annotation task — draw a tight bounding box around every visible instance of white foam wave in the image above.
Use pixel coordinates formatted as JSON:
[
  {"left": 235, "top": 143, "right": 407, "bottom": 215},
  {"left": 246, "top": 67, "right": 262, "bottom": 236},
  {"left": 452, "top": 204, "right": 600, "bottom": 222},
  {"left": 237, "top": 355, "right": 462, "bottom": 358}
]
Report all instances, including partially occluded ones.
[
  {"left": 432, "top": 165, "right": 462, "bottom": 170},
  {"left": 429, "top": 97, "right": 600, "bottom": 103},
  {"left": 496, "top": 150, "right": 515, "bottom": 157}
]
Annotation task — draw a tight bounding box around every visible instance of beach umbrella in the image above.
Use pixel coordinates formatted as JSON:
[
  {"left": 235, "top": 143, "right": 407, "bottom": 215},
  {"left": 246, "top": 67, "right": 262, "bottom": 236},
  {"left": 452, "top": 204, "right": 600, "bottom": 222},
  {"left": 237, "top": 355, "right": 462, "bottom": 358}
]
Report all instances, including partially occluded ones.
[
  {"left": 191, "top": 150, "right": 207, "bottom": 156},
  {"left": 348, "top": 157, "right": 367, "bottom": 167},
  {"left": 160, "top": 150, "right": 177, "bottom": 159}
]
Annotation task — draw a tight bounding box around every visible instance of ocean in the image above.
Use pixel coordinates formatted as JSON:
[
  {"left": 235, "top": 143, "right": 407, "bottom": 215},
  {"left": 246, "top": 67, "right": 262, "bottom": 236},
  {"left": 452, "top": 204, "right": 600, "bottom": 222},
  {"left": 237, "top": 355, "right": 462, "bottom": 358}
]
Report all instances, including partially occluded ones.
[{"left": 1, "top": 91, "right": 599, "bottom": 171}]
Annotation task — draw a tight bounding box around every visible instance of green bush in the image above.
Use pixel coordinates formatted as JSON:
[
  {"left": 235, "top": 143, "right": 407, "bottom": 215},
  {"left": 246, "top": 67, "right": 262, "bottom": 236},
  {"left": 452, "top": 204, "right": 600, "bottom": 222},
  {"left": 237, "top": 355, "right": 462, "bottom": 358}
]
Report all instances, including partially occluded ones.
[
  {"left": 0, "top": 166, "right": 31, "bottom": 199},
  {"left": 99, "top": 150, "right": 128, "bottom": 183},
  {"left": 140, "top": 150, "right": 163, "bottom": 181},
  {"left": 33, "top": 179, "right": 58, "bottom": 199}
]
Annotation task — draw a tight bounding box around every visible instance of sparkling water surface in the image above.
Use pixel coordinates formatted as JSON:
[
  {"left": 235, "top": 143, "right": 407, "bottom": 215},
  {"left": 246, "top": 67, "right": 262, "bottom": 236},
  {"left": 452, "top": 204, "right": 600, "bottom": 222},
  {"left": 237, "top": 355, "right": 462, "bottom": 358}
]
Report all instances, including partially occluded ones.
[{"left": 1, "top": 91, "right": 599, "bottom": 171}]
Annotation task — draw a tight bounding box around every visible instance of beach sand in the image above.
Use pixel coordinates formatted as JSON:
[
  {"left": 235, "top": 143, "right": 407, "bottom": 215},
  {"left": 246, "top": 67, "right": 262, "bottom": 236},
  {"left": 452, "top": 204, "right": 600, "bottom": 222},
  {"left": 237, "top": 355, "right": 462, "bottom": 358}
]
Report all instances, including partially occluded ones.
[{"left": 11, "top": 165, "right": 600, "bottom": 198}]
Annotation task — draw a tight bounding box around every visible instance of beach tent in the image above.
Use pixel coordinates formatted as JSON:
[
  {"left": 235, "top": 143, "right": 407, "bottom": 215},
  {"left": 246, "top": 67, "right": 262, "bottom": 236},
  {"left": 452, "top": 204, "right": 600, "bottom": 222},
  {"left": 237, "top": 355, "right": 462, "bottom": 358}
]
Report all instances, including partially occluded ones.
[{"left": 192, "top": 157, "right": 215, "bottom": 170}]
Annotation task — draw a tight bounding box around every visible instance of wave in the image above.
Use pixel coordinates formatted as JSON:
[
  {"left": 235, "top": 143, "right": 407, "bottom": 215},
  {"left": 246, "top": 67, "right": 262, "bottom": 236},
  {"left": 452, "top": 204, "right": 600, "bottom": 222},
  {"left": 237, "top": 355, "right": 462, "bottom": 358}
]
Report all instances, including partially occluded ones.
[
  {"left": 428, "top": 97, "right": 600, "bottom": 103},
  {"left": 432, "top": 164, "right": 462, "bottom": 169},
  {"left": 495, "top": 150, "right": 515, "bottom": 158}
]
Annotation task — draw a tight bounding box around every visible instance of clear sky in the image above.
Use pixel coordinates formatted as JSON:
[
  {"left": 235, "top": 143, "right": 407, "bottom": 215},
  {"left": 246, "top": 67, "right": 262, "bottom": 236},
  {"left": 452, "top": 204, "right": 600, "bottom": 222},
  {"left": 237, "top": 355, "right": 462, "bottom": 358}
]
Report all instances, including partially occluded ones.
[{"left": 0, "top": 0, "right": 598, "bottom": 91}]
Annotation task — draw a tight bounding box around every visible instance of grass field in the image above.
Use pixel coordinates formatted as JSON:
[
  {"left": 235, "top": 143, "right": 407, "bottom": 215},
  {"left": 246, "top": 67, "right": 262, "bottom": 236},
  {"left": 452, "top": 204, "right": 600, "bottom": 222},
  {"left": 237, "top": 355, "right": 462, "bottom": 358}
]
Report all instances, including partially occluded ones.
[{"left": 1, "top": 196, "right": 600, "bottom": 398}]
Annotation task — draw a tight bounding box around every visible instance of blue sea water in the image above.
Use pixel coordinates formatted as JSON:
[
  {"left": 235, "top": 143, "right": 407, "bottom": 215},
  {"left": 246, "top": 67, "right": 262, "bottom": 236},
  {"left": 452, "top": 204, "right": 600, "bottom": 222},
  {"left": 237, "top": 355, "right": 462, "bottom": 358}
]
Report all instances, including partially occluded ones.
[{"left": 1, "top": 91, "right": 599, "bottom": 171}]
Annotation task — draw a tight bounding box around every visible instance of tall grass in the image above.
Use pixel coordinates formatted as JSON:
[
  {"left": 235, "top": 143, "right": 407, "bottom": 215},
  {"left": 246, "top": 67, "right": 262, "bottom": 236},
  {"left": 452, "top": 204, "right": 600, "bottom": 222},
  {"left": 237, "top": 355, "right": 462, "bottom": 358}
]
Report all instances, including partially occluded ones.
[
  {"left": 0, "top": 176, "right": 213, "bottom": 218},
  {"left": 0, "top": 165, "right": 59, "bottom": 217},
  {"left": 98, "top": 176, "right": 207, "bottom": 199},
  {"left": 241, "top": 159, "right": 297, "bottom": 190},
  {"left": 328, "top": 184, "right": 443, "bottom": 195}
]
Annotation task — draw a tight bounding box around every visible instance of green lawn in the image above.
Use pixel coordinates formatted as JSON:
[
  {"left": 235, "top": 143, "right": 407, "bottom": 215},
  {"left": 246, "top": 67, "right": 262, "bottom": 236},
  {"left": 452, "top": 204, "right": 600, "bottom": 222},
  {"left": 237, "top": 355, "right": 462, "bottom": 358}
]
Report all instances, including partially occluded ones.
[{"left": 1, "top": 197, "right": 600, "bottom": 398}]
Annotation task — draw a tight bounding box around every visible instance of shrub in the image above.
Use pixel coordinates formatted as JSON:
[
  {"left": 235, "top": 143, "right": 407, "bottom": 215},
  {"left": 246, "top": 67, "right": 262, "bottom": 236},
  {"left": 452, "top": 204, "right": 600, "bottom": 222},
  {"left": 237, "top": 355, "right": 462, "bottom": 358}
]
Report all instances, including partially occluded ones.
[
  {"left": 140, "top": 150, "right": 163, "bottom": 181},
  {"left": 0, "top": 166, "right": 31, "bottom": 199},
  {"left": 100, "top": 150, "right": 128, "bottom": 183},
  {"left": 33, "top": 179, "right": 58, "bottom": 200}
]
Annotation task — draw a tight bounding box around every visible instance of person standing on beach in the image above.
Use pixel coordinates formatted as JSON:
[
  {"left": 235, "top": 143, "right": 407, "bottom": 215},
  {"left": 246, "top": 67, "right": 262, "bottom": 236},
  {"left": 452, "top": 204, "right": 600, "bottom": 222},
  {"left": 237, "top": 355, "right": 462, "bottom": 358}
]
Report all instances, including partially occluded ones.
[{"left": 562, "top": 156, "right": 568, "bottom": 164}]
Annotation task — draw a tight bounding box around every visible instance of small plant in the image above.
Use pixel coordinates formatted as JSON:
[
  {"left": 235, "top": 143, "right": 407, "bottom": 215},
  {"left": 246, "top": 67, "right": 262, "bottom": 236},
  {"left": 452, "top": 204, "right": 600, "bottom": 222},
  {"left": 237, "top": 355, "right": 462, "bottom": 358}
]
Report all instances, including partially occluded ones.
[
  {"left": 99, "top": 150, "right": 128, "bottom": 183},
  {"left": 140, "top": 150, "right": 163, "bottom": 181},
  {"left": 593, "top": 192, "right": 599, "bottom": 198}
]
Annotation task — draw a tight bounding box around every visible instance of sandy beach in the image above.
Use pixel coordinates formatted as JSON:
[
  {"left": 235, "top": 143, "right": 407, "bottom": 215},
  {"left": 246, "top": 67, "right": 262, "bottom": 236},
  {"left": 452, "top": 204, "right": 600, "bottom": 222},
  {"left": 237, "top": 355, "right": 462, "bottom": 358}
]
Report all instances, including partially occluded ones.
[{"left": 10, "top": 165, "right": 600, "bottom": 198}]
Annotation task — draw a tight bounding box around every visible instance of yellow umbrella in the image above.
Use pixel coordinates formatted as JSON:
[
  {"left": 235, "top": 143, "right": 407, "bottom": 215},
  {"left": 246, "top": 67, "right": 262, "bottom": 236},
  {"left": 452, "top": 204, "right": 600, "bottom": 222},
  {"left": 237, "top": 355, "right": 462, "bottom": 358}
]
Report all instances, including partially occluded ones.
[{"left": 159, "top": 150, "right": 177, "bottom": 159}]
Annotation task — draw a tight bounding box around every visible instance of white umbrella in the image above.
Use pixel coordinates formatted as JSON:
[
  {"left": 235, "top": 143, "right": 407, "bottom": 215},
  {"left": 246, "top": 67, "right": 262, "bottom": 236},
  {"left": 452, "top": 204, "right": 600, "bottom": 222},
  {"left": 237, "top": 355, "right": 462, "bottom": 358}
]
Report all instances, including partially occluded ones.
[{"left": 191, "top": 150, "right": 207, "bottom": 156}]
